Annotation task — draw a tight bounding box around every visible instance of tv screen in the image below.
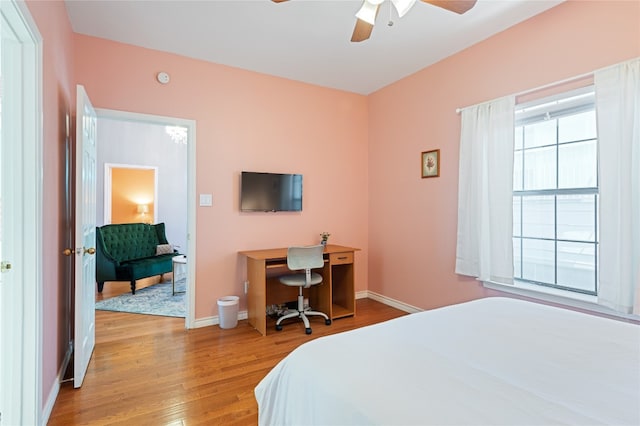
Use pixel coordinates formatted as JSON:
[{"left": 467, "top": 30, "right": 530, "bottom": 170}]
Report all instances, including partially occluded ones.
[{"left": 240, "top": 171, "right": 303, "bottom": 212}]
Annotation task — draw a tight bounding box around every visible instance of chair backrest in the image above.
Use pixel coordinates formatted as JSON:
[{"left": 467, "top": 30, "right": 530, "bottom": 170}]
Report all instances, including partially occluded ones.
[
  {"left": 97, "top": 222, "right": 167, "bottom": 262},
  {"left": 286, "top": 245, "right": 325, "bottom": 271}
]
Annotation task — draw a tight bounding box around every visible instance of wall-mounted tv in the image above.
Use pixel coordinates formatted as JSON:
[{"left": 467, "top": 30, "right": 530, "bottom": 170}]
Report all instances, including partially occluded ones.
[{"left": 240, "top": 171, "right": 303, "bottom": 212}]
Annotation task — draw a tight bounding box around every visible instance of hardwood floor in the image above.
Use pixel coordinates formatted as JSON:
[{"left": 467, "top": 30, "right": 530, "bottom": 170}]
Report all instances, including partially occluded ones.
[
  {"left": 95, "top": 275, "right": 168, "bottom": 301},
  {"left": 48, "top": 298, "right": 406, "bottom": 425}
]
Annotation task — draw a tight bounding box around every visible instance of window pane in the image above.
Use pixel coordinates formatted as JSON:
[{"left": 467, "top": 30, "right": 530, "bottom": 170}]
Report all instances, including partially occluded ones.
[
  {"left": 513, "top": 150, "right": 523, "bottom": 191},
  {"left": 557, "top": 242, "right": 596, "bottom": 293},
  {"left": 522, "top": 239, "right": 555, "bottom": 284},
  {"left": 514, "top": 89, "right": 599, "bottom": 296},
  {"left": 522, "top": 195, "right": 554, "bottom": 239},
  {"left": 524, "top": 119, "right": 556, "bottom": 148},
  {"left": 559, "top": 110, "right": 596, "bottom": 143},
  {"left": 557, "top": 194, "right": 596, "bottom": 242},
  {"left": 513, "top": 196, "right": 521, "bottom": 236},
  {"left": 513, "top": 238, "right": 522, "bottom": 278},
  {"left": 558, "top": 140, "right": 597, "bottom": 188},
  {"left": 523, "top": 145, "right": 556, "bottom": 190}
]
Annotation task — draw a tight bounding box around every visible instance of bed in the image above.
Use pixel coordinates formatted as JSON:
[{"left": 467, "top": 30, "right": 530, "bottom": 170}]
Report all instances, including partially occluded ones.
[{"left": 255, "top": 297, "right": 640, "bottom": 425}]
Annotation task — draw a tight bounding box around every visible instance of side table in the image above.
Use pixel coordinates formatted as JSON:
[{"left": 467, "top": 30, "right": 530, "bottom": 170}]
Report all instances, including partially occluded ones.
[{"left": 172, "top": 255, "right": 187, "bottom": 296}]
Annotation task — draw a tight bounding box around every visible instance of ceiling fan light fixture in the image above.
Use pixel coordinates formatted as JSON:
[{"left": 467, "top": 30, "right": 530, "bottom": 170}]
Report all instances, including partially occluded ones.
[
  {"left": 391, "top": 0, "right": 417, "bottom": 18},
  {"left": 355, "top": 1, "right": 381, "bottom": 25}
]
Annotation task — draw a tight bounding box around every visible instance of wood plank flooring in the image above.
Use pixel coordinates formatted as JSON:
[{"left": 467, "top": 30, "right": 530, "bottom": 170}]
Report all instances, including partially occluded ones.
[
  {"left": 96, "top": 275, "right": 167, "bottom": 301},
  {"left": 48, "top": 298, "right": 406, "bottom": 425}
]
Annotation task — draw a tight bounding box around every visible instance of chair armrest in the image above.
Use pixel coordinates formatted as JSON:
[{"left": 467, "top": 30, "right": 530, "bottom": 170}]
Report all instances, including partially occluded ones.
[{"left": 95, "top": 227, "right": 119, "bottom": 283}]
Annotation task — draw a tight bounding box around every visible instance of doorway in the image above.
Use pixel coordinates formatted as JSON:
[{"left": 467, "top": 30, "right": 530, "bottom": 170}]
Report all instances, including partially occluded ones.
[
  {"left": 104, "top": 164, "right": 158, "bottom": 225},
  {"left": 94, "top": 109, "right": 196, "bottom": 328}
]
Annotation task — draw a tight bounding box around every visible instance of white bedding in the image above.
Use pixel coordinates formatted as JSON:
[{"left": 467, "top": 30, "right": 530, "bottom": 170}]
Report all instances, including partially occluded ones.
[{"left": 255, "top": 297, "right": 640, "bottom": 425}]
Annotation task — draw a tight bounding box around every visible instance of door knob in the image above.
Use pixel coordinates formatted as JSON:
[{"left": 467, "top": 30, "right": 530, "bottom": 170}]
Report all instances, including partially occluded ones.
[
  {"left": 1, "top": 261, "right": 11, "bottom": 273},
  {"left": 84, "top": 247, "right": 96, "bottom": 255},
  {"left": 63, "top": 248, "right": 75, "bottom": 256}
]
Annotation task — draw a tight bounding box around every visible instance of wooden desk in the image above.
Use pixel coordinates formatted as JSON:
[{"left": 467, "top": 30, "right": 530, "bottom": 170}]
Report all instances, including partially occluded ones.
[{"left": 239, "top": 244, "right": 358, "bottom": 336}]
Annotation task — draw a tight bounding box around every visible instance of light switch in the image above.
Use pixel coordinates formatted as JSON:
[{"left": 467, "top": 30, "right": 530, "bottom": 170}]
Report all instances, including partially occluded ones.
[{"left": 199, "top": 194, "right": 213, "bottom": 206}]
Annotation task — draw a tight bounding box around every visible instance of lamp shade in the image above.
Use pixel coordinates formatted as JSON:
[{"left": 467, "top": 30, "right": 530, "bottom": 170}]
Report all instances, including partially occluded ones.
[{"left": 137, "top": 204, "right": 149, "bottom": 214}]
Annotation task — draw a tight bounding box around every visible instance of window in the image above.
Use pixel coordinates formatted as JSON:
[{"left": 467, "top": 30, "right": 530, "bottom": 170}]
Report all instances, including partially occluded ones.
[{"left": 513, "top": 86, "right": 598, "bottom": 295}]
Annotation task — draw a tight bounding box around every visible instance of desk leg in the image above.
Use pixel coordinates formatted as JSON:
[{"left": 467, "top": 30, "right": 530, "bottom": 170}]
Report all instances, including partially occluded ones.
[
  {"left": 311, "top": 263, "right": 332, "bottom": 319},
  {"left": 247, "top": 258, "right": 267, "bottom": 335}
]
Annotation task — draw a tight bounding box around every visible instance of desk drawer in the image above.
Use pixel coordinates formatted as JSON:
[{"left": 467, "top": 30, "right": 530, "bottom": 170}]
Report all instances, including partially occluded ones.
[{"left": 330, "top": 252, "right": 353, "bottom": 265}]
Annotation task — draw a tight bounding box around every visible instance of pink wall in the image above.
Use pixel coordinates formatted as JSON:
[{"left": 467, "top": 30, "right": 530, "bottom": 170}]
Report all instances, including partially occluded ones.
[
  {"left": 73, "top": 35, "right": 370, "bottom": 318},
  {"left": 22, "top": 0, "right": 640, "bottom": 414},
  {"left": 25, "top": 0, "right": 75, "bottom": 406},
  {"left": 368, "top": 0, "right": 640, "bottom": 310}
]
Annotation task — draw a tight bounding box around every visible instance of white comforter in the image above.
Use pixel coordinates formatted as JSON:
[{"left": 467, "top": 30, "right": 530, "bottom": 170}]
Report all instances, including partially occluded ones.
[{"left": 255, "top": 297, "right": 640, "bottom": 425}]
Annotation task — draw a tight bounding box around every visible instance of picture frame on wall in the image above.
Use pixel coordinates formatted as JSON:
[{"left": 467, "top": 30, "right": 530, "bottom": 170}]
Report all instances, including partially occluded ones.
[{"left": 421, "top": 149, "right": 440, "bottom": 178}]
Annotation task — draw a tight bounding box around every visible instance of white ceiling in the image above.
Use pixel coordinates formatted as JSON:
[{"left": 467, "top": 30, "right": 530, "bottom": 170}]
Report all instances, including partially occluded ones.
[{"left": 64, "top": 0, "right": 564, "bottom": 95}]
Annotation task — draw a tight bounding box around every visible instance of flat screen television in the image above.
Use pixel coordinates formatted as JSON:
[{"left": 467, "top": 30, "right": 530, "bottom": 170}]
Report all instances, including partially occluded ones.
[{"left": 240, "top": 171, "right": 303, "bottom": 212}]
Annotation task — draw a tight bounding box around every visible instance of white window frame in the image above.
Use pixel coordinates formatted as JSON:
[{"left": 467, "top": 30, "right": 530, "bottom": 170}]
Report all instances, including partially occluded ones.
[
  {"left": 513, "top": 86, "right": 599, "bottom": 295},
  {"left": 483, "top": 86, "right": 610, "bottom": 313},
  {"left": 484, "top": 84, "right": 638, "bottom": 321}
]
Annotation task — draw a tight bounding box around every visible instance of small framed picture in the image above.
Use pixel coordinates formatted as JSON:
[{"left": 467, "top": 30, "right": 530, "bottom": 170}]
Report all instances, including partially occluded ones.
[{"left": 421, "top": 149, "right": 440, "bottom": 178}]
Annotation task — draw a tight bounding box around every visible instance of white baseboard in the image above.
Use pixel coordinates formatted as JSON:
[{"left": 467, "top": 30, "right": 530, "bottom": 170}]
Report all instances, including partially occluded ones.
[
  {"left": 42, "top": 341, "right": 72, "bottom": 425},
  {"left": 192, "top": 293, "right": 421, "bottom": 328},
  {"left": 193, "top": 309, "right": 248, "bottom": 328},
  {"left": 355, "top": 290, "right": 368, "bottom": 299},
  {"left": 363, "top": 290, "right": 423, "bottom": 314},
  {"left": 42, "top": 378, "right": 59, "bottom": 426}
]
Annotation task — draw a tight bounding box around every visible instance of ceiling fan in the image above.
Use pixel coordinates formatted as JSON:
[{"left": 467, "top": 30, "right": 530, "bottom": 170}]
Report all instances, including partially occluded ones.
[{"left": 272, "top": 0, "right": 478, "bottom": 42}]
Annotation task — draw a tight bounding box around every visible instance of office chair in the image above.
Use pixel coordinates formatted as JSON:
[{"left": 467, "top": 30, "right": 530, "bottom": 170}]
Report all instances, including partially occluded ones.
[{"left": 276, "top": 245, "right": 331, "bottom": 335}]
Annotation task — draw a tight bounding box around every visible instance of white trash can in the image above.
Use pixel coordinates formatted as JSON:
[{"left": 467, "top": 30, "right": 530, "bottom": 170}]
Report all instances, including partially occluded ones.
[{"left": 217, "top": 296, "right": 239, "bottom": 329}]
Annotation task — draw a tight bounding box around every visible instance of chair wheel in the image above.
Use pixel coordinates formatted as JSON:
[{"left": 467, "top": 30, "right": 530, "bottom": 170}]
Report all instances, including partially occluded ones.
[
  {"left": 275, "top": 324, "right": 283, "bottom": 331},
  {"left": 325, "top": 319, "right": 332, "bottom": 326},
  {"left": 305, "top": 328, "right": 312, "bottom": 335}
]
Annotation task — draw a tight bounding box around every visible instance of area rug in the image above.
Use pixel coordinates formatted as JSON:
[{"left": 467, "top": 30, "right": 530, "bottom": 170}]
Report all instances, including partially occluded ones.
[{"left": 95, "top": 279, "right": 186, "bottom": 318}]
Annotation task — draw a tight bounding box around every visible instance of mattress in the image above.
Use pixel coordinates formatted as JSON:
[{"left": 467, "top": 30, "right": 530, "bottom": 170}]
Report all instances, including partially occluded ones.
[{"left": 255, "top": 297, "right": 640, "bottom": 425}]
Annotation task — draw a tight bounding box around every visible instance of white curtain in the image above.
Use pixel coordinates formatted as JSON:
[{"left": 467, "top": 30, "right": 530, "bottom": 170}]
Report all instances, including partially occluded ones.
[
  {"left": 455, "top": 96, "right": 515, "bottom": 284},
  {"left": 595, "top": 58, "right": 640, "bottom": 315}
]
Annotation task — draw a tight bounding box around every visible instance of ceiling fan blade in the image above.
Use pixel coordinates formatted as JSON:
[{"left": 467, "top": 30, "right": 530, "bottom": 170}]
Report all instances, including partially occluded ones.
[
  {"left": 351, "top": 2, "right": 380, "bottom": 42},
  {"left": 421, "top": 0, "right": 477, "bottom": 14},
  {"left": 351, "top": 18, "right": 375, "bottom": 42}
]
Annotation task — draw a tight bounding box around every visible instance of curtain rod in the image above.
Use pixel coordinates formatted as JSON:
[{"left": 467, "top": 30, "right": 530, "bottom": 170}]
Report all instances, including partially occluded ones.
[
  {"left": 456, "top": 57, "right": 640, "bottom": 114},
  {"left": 455, "top": 71, "right": 592, "bottom": 114}
]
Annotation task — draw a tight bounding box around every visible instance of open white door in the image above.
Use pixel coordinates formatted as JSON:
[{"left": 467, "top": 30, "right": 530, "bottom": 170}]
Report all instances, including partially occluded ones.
[{"left": 74, "top": 85, "right": 97, "bottom": 388}]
